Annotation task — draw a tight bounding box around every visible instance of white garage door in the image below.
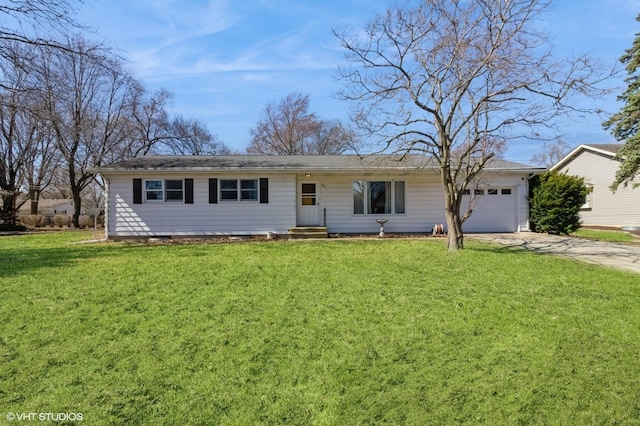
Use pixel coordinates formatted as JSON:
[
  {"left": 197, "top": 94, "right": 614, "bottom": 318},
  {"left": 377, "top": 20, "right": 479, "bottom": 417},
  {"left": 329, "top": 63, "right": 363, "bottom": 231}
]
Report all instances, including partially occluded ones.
[{"left": 461, "top": 187, "right": 517, "bottom": 233}]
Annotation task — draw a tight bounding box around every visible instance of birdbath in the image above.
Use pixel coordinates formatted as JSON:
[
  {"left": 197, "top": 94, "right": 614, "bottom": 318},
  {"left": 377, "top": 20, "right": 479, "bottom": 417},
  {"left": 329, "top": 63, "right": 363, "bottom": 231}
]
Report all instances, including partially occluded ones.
[{"left": 376, "top": 219, "right": 389, "bottom": 237}]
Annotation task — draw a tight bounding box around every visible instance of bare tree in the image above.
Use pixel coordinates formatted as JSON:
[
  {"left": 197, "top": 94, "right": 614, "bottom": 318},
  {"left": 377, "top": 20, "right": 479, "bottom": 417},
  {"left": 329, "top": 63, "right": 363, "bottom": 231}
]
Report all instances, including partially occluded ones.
[
  {"left": 156, "top": 115, "right": 231, "bottom": 155},
  {"left": 308, "top": 119, "right": 358, "bottom": 155},
  {"left": 335, "top": 0, "right": 611, "bottom": 251},
  {"left": 0, "top": 44, "right": 43, "bottom": 223},
  {"left": 23, "top": 119, "right": 60, "bottom": 214},
  {"left": 119, "top": 86, "right": 173, "bottom": 160},
  {"left": 530, "top": 139, "right": 572, "bottom": 168},
  {"left": 247, "top": 92, "right": 357, "bottom": 155},
  {"left": 247, "top": 92, "right": 320, "bottom": 155},
  {"left": 0, "top": 0, "right": 85, "bottom": 86},
  {"left": 39, "top": 35, "right": 139, "bottom": 227}
]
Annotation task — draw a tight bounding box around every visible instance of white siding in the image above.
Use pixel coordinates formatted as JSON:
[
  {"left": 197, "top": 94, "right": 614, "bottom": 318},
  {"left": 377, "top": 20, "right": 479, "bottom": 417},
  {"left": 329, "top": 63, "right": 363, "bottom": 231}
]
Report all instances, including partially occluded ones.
[
  {"left": 556, "top": 151, "right": 640, "bottom": 227},
  {"left": 105, "top": 170, "right": 531, "bottom": 237},
  {"left": 106, "top": 173, "right": 296, "bottom": 237},
  {"left": 303, "top": 171, "right": 530, "bottom": 234},
  {"left": 307, "top": 172, "right": 445, "bottom": 234}
]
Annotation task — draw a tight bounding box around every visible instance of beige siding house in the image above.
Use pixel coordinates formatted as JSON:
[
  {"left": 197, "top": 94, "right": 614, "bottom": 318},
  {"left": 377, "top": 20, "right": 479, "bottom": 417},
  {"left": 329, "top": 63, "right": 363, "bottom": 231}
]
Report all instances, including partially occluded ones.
[
  {"left": 551, "top": 144, "right": 640, "bottom": 227},
  {"left": 94, "top": 155, "right": 541, "bottom": 240}
]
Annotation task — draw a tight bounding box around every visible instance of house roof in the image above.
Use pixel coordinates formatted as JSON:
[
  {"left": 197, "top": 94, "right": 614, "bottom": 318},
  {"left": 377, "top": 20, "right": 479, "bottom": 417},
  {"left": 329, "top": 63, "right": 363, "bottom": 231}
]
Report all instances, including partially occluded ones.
[
  {"left": 551, "top": 144, "right": 623, "bottom": 171},
  {"left": 94, "top": 155, "right": 542, "bottom": 174},
  {"left": 16, "top": 199, "right": 73, "bottom": 213}
]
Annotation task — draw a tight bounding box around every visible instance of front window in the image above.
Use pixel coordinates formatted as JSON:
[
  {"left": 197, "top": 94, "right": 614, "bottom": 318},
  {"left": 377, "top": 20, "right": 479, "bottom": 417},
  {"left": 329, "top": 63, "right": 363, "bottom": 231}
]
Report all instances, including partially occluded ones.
[
  {"left": 220, "top": 179, "right": 259, "bottom": 201},
  {"left": 145, "top": 180, "right": 163, "bottom": 201},
  {"left": 145, "top": 179, "right": 183, "bottom": 202},
  {"left": 165, "top": 180, "right": 183, "bottom": 202},
  {"left": 240, "top": 179, "right": 258, "bottom": 201},
  {"left": 220, "top": 180, "right": 238, "bottom": 200},
  {"left": 353, "top": 180, "right": 405, "bottom": 215}
]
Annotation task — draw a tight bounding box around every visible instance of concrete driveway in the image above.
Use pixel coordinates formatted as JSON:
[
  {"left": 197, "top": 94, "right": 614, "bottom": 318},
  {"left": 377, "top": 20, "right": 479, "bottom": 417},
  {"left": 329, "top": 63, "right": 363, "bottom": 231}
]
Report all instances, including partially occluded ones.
[{"left": 467, "top": 233, "right": 640, "bottom": 274}]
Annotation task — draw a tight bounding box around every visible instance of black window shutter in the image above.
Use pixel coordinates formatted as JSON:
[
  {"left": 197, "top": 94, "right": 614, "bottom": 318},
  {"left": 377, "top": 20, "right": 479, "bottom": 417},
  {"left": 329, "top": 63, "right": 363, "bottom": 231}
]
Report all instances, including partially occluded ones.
[
  {"left": 133, "top": 179, "right": 142, "bottom": 204},
  {"left": 184, "top": 179, "right": 194, "bottom": 204},
  {"left": 259, "top": 178, "right": 269, "bottom": 204},
  {"left": 209, "top": 178, "right": 218, "bottom": 204}
]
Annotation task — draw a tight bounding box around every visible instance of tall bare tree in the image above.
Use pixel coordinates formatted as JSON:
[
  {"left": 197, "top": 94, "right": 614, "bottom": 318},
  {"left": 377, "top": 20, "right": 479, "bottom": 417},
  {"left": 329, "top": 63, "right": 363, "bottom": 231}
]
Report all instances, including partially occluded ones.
[
  {"left": 0, "top": 44, "right": 43, "bottom": 223},
  {"left": 308, "top": 119, "right": 358, "bottom": 155},
  {"left": 335, "top": 0, "right": 611, "bottom": 250},
  {"left": 0, "top": 0, "right": 85, "bottom": 86},
  {"left": 247, "top": 92, "right": 357, "bottom": 155},
  {"left": 156, "top": 115, "right": 231, "bottom": 155},
  {"left": 39, "top": 36, "right": 139, "bottom": 227},
  {"left": 247, "top": 92, "right": 320, "bottom": 155},
  {"left": 23, "top": 122, "right": 60, "bottom": 214},
  {"left": 119, "top": 86, "right": 173, "bottom": 160}
]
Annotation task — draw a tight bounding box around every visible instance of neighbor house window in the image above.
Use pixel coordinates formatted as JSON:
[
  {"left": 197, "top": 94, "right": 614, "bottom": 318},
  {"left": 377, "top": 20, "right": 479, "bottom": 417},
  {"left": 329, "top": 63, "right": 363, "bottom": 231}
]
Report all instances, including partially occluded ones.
[
  {"left": 144, "top": 179, "right": 183, "bottom": 202},
  {"left": 220, "top": 179, "right": 259, "bottom": 201},
  {"left": 582, "top": 184, "right": 593, "bottom": 209},
  {"left": 353, "top": 180, "right": 405, "bottom": 215}
]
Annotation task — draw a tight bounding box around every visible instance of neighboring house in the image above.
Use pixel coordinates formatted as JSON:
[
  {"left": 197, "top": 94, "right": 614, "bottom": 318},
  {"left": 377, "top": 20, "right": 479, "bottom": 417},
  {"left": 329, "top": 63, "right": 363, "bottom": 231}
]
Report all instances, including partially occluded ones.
[
  {"left": 17, "top": 199, "right": 74, "bottom": 216},
  {"left": 93, "top": 155, "right": 542, "bottom": 240},
  {"left": 551, "top": 144, "right": 640, "bottom": 227}
]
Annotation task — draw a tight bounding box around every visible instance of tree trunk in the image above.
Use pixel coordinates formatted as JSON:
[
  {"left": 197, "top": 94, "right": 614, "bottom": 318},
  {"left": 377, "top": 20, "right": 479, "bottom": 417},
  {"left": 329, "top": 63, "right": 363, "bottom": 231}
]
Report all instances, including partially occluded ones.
[
  {"left": 71, "top": 187, "right": 82, "bottom": 228},
  {"left": 29, "top": 186, "right": 40, "bottom": 215},
  {"left": 441, "top": 163, "right": 465, "bottom": 251},
  {"left": 445, "top": 208, "right": 464, "bottom": 251},
  {"left": 0, "top": 194, "right": 16, "bottom": 224}
]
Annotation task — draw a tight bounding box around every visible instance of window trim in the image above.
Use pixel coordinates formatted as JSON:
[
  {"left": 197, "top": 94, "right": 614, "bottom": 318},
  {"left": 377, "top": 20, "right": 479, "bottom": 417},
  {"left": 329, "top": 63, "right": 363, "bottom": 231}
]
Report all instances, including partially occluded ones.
[{"left": 352, "top": 179, "right": 406, "bottom": 215}]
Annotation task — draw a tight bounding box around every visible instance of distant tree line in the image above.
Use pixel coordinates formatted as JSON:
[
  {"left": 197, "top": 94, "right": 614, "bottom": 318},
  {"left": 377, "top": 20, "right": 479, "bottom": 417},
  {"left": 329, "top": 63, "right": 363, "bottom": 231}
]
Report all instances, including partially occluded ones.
[{"left": 0, "top": 1, "right": 229, "bottom": 227}]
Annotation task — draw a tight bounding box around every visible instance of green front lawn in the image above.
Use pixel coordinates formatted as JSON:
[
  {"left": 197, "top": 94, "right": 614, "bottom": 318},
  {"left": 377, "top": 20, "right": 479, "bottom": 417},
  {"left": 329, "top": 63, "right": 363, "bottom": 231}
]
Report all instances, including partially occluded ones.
[
  {"left": 572, "top": 228, "right": 640, "bottom": 245},
  {"left": 1, "top": 232, "right": 639, "bottom": 424}
]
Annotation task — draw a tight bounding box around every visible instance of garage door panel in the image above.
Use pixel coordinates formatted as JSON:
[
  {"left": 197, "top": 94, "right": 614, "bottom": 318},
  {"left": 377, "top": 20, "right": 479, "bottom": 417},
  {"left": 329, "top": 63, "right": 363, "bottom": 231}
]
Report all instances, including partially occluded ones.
[{"left": 461, "top": 187, "right": 517, "bottom": 232}]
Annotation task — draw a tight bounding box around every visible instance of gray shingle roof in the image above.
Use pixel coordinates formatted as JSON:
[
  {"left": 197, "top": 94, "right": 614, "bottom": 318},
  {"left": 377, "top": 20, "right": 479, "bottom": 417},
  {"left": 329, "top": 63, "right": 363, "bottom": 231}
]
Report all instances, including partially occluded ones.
[{"left": 95, "top": 155, "right": 541, "bottom": 173}]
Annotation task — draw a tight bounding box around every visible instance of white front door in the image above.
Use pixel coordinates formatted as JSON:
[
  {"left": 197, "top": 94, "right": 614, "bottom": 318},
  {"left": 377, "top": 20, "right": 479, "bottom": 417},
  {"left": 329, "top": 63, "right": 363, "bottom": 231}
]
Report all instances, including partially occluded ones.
[{"left": 297, "top": 182, "right": 320, "bottom": 226}]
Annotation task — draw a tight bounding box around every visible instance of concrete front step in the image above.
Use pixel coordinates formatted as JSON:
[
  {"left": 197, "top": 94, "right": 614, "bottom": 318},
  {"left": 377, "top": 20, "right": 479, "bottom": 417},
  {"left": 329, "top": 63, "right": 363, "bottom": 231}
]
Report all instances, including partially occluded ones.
[{"left": 288, "top": 226, "right": 328, "bottom": 239}]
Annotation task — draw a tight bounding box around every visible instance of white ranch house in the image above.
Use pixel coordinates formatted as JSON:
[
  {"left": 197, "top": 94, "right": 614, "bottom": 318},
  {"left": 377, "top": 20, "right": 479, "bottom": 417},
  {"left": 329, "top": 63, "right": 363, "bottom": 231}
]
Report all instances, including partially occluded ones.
[{"left": 94, "top": 155, "right": 542, "bottom": 240}]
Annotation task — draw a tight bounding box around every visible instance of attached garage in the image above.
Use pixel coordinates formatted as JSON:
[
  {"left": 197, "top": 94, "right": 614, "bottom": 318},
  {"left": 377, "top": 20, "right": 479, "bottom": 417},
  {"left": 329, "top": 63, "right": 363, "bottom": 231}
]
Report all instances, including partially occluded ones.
[{"left": 461, "top": 187, "right": 518, "bottom": 232}]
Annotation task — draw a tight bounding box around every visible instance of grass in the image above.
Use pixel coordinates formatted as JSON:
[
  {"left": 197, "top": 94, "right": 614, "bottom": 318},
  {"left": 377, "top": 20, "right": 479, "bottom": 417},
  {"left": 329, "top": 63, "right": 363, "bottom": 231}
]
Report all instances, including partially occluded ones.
[
  {"left": 1, "top": 232, "right": 640, "bottom": 425},
  {"left": 572, "top": 228, "right": 640, "bottom": 244}
]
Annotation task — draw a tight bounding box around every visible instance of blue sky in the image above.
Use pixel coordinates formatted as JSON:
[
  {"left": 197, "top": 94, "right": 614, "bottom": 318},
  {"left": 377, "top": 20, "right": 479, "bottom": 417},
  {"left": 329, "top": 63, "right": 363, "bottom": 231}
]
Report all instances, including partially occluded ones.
[{"left": 79, "top": 0, "right": 640, "bottom": 163}]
